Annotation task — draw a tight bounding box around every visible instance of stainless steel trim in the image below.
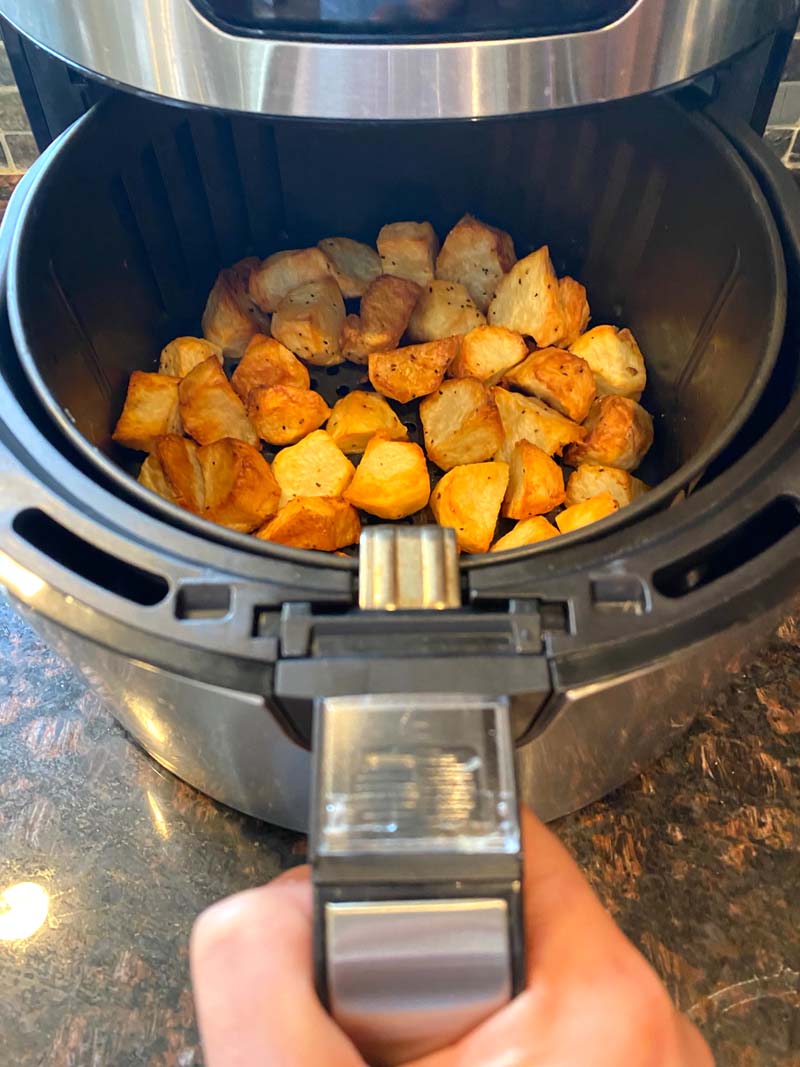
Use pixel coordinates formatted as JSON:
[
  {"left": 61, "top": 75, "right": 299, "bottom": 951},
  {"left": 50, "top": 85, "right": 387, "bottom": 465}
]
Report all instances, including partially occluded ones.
[
  {"left": 359, "top": 526, "right": 460, "bottom": 610},
  {"left": 0, "top": 0, "right": 795, "bottom": 120}
]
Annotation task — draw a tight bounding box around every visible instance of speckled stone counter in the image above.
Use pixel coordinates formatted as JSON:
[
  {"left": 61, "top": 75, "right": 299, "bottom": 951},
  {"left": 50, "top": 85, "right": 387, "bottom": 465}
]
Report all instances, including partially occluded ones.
[{"left": 1, "top": 596, "right": 799, "bottom": 1067}]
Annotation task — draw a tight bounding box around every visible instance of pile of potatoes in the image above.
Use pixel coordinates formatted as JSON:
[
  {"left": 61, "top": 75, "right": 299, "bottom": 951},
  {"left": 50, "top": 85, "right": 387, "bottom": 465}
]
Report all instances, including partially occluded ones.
[{"left": 112, "top": 215, "right": 653, "bottom": 554}]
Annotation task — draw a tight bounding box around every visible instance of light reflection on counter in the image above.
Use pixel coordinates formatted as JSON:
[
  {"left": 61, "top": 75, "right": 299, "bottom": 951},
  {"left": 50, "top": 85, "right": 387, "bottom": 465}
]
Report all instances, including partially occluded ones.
[{"left": 0, "top": 882, "right": 50, "bottom": 942}]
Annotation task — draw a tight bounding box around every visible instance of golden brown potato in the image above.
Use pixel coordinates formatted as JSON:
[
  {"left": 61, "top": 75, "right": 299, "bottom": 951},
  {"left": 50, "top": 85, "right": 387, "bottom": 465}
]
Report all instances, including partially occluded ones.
[
  {"left": 257, "top": 497, "right": 361, "bottom": 552},
  {"left": 113, "top": 371, "right": 182, "bottom": 452},
  {"left": 430, "top": 461, "right": 509, "bottom": 554},
  {"left": 159, "top": 337, "right": 223, "bottom": 378},
  {"left": 419, "top": 377, "right": 503, "bottom": 471},
  {"left": 564, "top": 396, "right": 653, "bottom": 471},
  {"left": 231, "top": 334, "right": 310, "bottom": 400},
  {"left": 500, "top": 347, "right": 596, "bottom": 424},
  {"left": 198, "top": 438, "right": 280, "bottom": 532},
  {"left": 556, "top": 277, "right": 591, "bottom": 347},
  {"left": 502, "top": 440, "right": 565, "bottom": 520},
  {"left": 491, "top": 386, "right": 586, "bottom": 461},
  {"left": 569, "top": 325, "right": 646, "bottom": 400},
  {"left": 271, "top": 276, "right": 345, "bottom": 367},
  {"left": 155, "top": 434, "right": 205, "bottom": 513},
  {"left": 247, "top": 248, "right": 331, "bottom": 313},
  {"left": 341, "top": 275, "right": 421, "bottom": 365},
  {"left": 344, "top": 435, "right": 430, "bottom": 520},
  {"left": 449, "top": 325, "right": 528, "bottom": 385},
  {"left": 490, "top": 517, "right": 559, "bottom": 552},
  {"left": 369, "top": 336, "right": 460, "bottom": 404},
  {"left": 488, "top": 246, "right": 566, "bottom": 348},
  {"left": 326, "top": 391, "right": 407, "bottom": 454},
  {"left": 178, "top": 356, "right": 258, "bottom": 447},
  {"left": 435, "top": 214, "right": 516, "bottom": 313},
  {"left": 318, "top": 237, "right": 381, "bottom": 299},
  {"left": 556, "top": 491, "right": 619, "bottom": 534},
  {"left": 202, "top": 257, "right": 270, "bottom": 359},
  {"left": 407, "top": 281, "right": 486, "bottom": 343},
  {"left": 247, "top": 386, "right": 330, "bottom": 446},
  {"left": 565, "top": 464, "right": 648, "bottom": 509},
  {"left": 377, "top": 222, "right": 439, "bottom": 286},
  {"left": 272, "top": 429, "right": 355, "bottom": 507},
  {"left": 137, "top": 453, "right": 177, "bottom": 504}
]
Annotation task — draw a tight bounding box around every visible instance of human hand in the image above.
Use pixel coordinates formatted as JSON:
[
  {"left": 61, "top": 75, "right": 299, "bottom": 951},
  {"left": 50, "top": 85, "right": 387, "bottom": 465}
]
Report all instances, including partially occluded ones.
[{"left": 190, "top": 808, "right": 713, "bottom": 1066}]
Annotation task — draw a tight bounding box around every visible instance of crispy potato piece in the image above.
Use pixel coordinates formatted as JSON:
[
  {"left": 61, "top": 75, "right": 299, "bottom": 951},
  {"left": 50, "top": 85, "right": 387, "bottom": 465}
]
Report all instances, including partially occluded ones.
[
  {"left": 155, "top": 434, "right": 205, "bottom": 513},
  {"left": 272, "top": 429, "right": 355, "bottom": 507},
  {"left": 556, "top": 491, "right": 619, "bottom": 534},
  {"left": 502, "top": 441, "right": 565, "bottom": 520},
  {"left": 271, "top": 276, "right": 345, "bottom": 367},
  {"left": 318, "top": 237, "right": 381, "bottom": 299},
  {"left": 344, "top": 435, "right": 430, "bottom": 520},
  {"left": 202, "top": 257, "right": 270, "bottom": 359},
  {"left": 565, "top": 464, "right": 647, "bottom": 509},
  {"left": 327, "top": 391, "right": 408, "bottom": 454},
  {"left": 501, "top": 347, "right": 596, "bottom": 424},
  {"left": 341, "top": 275, "right": 421, "bottom": 365},
  {"left": 178, "top": 356, "right": 258, "bottom": 447},
  {"left": 488, "top": 246, "right": 566, "bottom": 348},
  {"left": 449, "top": 325, "right": 528, "bottom": 385},
  {"left": 430, "top": 461, "right": 509, "bottom": 554},
  {"left": 231, "top": 334, "right": 310, "bottom": 400},
  {"left": 369, "top": 336, "right": 459, "bottom": 404},
  {"left": 569, "top": 325, "right": 646, "bottom": 400},
  {"left": 491, "top": 516, "right": 559, "bottom": 552},
  {"left": 435, "top": 214, "right": 516, "bottom": 313},
  {"left": 564, "top": 396, "right": 653, "bottom": 471},
  {"left": 556, "top": 277, "right": 591, "bottom": 347},
  {"left": 377, "top": 222, "right": 439, "bottom": 286},
  {"left": 491, "top": 386, "right": 586, "bottom": 461},
  {"left": 247, "top": 248, "right": 331, "bottom": 314},
  {"left": 113, "top": 371, "right": 182, "bottom": 452},
  {"left": 407, "top": 280, "right": 486, "bottom": 343},
  {"left": 198, "top": 438, "right": 280, "bottom": 532},
  {"left": 137, "top": 452, "right": 177, "bottom": 504},
  {"left": 248, "top": 386, "right": 330, "bottom": 446},
  {"left": 420, "top": 378, "right": 503, "bottom": 471},
  {"left": 257, "top": 497, "right": 361, "bottom": 552},
  {"left": 159, "top": 336, "right": 223, "bottom": 378}
]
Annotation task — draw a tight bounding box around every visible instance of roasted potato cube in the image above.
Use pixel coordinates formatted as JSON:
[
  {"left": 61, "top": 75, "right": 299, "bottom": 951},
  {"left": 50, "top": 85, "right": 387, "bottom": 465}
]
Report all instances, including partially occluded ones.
[
  {"left": 565, "top": 464, "right": 647, "bottom": 509},
  {"left": 569, "top": 325, "right": 646, "bottom": 400},
  {"left": 257, "top": 497, "right": 361, "bottom": 552},
  {"left": 327, "top": 391, "right": 407, "bottom": 454},
  {"left": 113, "top": 371, "right": 182, "bottom": 452},
  {"left": 488, "top": 246, "right": 566, "bottom": 348},
  {"left": 318, "top": 237, "right": 381, "bottom": 299},
  {"left": 407, "top": 280, "right": 486, "bottom": 343},
  {"left": 231, "top": 334, "right": 310, "bottom": 400},
  {"left": 449, "top": 325, "right": 528, "bottom": 385},
  {"left": 377, "top": 221, "right": 439, "bottom": 287},
  {"left": 272, "top": 429, "right": 355, "bottom": 507},
  {"left": 344, "top": 435, "right": 430, "bottom": 520},
  {"left": 564, "top": 396, "right": 653, "bottom": 471},
  {"left": 430, "top": 461, "right": 509, "bottom": 554},
  {"left": 247, "top": 248, "right": 331, "bottom": 314},
  {"left": 199, "top": 438, "right": 280, "bottom": 532},
  {"left": 490, "top": 516, "right": 559, "bottom": 552},
  {"left": 435, "top": 214, "right": 516, "bottom": 313},
  {"left": 501, "top": 347, "right": 596, "bottom": 424},
  {"left": 420, "top": 377, "right": 503, "bottom": 471},
  {"left": 137, "top": 452, "right": 177, "bottom": 503},
  {"left": 341, "top": 275, "right": 421, "bottom": 365},
  {"left": 159, "top": 336, "right": 223, "bottom": 378},
  {"left": 556, "top": 491, "right": 619, "bottom": 534},
  {"left": 155, "top": 434, "right": 205, "bottom": 513},
  {"left": 247, "top": 385, "right": 330, "bottom": 446},
  {"left": 271, "top": 276, "right": 345, "bottom": 367},
  {"left": 369, "top": 336, "right": 459, "bottom": 404},
  {"left": 502, "top": 440, "right": 565, "bottom": 520},
  {"left": 491, "top": 386, "right": 586, "bottom": 461},
  {"left": 178, "top": 356, "right": 258, "bottom": 447},
  {"left": 557, "top": 277, "right": 590, "bottom": 347},
  {"left": 202, "top": 257, "right": 269, "bottom": 359}
]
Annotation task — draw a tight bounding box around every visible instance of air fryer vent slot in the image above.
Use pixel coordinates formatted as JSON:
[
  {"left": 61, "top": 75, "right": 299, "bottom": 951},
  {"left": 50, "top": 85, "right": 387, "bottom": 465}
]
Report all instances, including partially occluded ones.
[{"left": 175, "top": 583, "right": 232, "bottom": 620}]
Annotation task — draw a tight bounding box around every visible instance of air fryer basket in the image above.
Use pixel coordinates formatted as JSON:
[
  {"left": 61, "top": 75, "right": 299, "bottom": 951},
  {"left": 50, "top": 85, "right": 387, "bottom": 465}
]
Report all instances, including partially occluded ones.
[{"left": 8, "top": 92, "right": 785, "bottom": 562}]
